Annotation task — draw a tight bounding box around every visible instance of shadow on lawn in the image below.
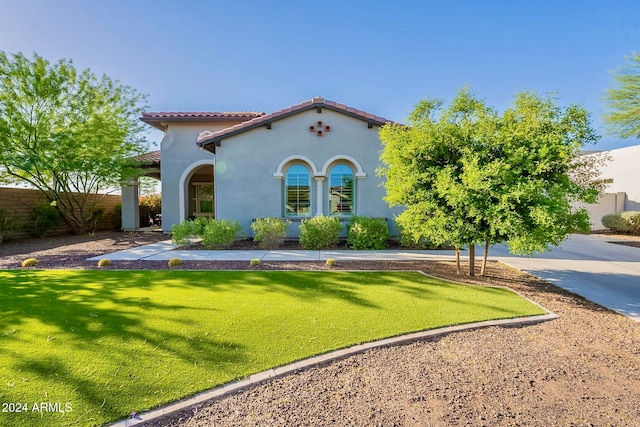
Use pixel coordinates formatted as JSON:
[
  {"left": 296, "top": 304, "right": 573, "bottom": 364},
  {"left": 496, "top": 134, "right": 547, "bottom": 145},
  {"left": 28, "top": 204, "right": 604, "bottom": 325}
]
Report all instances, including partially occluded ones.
[{"left": 0, "top": 270, "right": 248, "bottom": 424}]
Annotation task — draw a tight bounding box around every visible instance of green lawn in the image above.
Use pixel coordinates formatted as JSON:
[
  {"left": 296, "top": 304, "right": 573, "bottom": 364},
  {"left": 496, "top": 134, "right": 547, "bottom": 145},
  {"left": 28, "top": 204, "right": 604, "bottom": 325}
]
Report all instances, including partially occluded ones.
[{"left": 0, "top": 270, "right": 545, "bottom": 426}]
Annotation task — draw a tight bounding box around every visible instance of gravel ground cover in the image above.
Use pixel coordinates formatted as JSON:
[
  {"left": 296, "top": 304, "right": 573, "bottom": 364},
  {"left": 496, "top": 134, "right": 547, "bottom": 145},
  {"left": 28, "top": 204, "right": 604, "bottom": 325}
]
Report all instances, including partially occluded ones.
[{"left": 1, "top": 231, "right": 639, "bottom": 426}]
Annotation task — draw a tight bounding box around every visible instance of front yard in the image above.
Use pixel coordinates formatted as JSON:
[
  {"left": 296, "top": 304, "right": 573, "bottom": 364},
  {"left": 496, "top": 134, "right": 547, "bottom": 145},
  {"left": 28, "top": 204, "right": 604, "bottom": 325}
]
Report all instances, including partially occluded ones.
[{"left": 0, "top": 269, "right": 544, "bottom": 426}]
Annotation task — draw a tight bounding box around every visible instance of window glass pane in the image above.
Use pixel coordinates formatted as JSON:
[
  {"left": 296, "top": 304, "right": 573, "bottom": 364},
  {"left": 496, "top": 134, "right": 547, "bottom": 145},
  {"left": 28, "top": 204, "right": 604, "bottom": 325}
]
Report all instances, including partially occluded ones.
[
  {"left": 329, "top": 164, "right": 354, "bottom": 215},
  {"left": 198, "top": 184, "right": 213, "bottom": 199},
  {"left": 199, "top": 200, "right": 213, "bottom": 213},
  {"left": 285, "top": 165, "right": 311, "bottom": 216}
]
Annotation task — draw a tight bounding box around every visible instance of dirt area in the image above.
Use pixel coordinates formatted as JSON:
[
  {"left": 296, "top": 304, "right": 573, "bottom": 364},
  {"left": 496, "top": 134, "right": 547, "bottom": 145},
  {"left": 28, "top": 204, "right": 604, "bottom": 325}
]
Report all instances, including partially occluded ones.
[
  {"left": 589, "top": 230, "right": 640, "bottom": 248},
  {"left": 1, "top": 232, "right": 639, "bottom": 426}
]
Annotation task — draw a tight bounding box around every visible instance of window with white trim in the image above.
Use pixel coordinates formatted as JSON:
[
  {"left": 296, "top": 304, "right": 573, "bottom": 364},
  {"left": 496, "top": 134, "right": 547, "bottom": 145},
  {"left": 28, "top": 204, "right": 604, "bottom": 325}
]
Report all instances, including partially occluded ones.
[
  {"left": 329, "top": 164, "right": 354, "bottom": 215},
  {"left": 285, "top": 164, "right": 311, "bottom": 217}
]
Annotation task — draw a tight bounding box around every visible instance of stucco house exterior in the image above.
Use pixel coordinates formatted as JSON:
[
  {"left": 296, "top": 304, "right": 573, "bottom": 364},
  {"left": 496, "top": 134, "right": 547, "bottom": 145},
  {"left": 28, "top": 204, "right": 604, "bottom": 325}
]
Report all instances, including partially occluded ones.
[
  {"left": 121, "top": 97, "right": 402, "bottom": 237},
  {"left": 582, "top": 144, "right": 640, "bottom": 229}
]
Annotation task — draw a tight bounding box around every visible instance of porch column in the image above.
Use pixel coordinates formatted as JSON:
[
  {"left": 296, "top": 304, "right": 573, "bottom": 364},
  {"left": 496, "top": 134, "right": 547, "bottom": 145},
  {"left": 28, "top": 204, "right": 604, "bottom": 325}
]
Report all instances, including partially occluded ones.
[
  {"left": 121, "top": 177, "right": 140, "bottom": 230},
  {"left": 315, "top": 177, "right": 324, "bottom": 216}
]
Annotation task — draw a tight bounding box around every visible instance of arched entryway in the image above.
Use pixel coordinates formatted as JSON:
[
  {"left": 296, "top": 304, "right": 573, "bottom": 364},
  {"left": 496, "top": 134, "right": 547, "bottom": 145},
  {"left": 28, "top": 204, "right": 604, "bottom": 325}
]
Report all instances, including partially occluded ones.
[
  {"left": 178, "top": 160, "right": 215, "bottom": 222},
  {"left": 187, "top": 164, "right": 214, "bottom": 220}
]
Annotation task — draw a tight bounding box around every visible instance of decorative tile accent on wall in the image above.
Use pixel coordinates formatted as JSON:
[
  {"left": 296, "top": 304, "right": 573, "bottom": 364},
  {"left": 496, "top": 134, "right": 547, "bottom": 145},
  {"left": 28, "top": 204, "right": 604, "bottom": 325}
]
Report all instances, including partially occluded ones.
[{"left": 309, "top": 121, "right": 331, "bottom": 136}]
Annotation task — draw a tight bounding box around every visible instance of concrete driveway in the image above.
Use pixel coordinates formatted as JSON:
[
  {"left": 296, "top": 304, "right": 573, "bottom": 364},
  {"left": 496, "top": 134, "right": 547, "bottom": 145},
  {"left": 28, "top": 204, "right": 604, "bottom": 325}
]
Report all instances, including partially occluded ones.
[{"left": 489, "top": 234, "right": 640, "bottom": 322}]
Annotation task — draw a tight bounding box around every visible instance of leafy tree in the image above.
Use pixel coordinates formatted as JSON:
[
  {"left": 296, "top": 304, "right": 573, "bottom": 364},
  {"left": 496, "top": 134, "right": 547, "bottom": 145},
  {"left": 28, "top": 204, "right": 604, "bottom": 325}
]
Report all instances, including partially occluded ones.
[
  {"left": 0, "top": 51, "right": 148, "bottom": 234},
  {"left": 604, "top": 52, "right": 640, "bottom": 138},
  {"left": 379, "top": 88, "right": 602, "bottom": 276}
]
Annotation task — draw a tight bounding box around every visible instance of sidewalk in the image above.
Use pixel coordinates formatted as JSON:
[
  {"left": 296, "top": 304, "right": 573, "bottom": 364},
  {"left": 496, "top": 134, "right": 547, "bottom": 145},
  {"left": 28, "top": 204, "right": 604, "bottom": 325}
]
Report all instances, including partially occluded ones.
[{"left": 87, "top": 240, "right": 460, "bottom": 262}]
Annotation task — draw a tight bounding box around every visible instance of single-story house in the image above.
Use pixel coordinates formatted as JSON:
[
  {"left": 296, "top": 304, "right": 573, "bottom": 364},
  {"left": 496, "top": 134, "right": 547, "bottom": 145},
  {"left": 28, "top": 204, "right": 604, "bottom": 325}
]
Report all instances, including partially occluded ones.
[{"left": 121, "top": 97, "right": 403, "bottom": 237}]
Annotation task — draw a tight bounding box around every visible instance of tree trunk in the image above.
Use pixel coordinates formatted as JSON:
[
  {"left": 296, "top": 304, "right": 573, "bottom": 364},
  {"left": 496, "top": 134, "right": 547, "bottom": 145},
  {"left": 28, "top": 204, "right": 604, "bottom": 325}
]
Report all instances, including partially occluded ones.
[
  {"left": 481, "top": 240, "right": 490, "bottom": 276},
  {"left": 455, "top": 247, "right": 461, "bottom": 275},
  {"left": 468, "top": 243, "right": 475, "bottom": 276}
]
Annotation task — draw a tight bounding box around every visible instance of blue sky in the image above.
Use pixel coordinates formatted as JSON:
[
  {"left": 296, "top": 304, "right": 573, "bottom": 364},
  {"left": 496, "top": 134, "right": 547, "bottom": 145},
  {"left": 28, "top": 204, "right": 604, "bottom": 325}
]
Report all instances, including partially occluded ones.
[{"left": 2, "top": 0, "right": 639, "bottom": 150}]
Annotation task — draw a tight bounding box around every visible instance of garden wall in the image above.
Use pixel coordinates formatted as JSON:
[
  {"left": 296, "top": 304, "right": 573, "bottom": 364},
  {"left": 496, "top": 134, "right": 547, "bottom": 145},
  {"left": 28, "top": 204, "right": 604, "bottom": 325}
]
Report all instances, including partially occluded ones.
[{"left": 0, "top": 187, "right": 121, "bottom": 240}]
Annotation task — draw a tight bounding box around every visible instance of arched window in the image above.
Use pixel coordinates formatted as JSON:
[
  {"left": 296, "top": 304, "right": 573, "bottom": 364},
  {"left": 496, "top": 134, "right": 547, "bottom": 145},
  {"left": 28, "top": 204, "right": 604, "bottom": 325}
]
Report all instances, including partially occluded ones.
[
  {"left": 329, "top": 164, "right": 354, "bottom": 215},
  {"left": 285, "top": 164, "right": 311, "bottom": 217}
]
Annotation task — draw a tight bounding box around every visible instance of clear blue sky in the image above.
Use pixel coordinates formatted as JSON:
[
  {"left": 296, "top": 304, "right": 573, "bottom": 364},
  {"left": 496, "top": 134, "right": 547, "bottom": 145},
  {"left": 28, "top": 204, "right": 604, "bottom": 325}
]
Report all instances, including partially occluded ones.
[{"left": 2, "top": 0, "right": 639, "bottom": 150}]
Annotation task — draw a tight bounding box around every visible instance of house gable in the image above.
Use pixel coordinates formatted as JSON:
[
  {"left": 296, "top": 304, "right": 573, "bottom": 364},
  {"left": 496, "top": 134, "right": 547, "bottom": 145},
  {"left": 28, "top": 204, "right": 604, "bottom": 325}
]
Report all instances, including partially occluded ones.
[{"left": 196, "top": 97, "right": 393, "bottom": 153}]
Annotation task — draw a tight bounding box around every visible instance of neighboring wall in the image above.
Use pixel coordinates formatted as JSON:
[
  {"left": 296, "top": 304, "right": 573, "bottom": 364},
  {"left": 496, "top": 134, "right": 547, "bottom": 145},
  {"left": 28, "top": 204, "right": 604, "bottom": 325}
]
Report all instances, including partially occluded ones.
[
  {"left": 594, "top": 145, "right": 640, "bottom": 210},
  {"left": 0, "top": 187, "right": 121, "bottom": 239},
  {"left": 582, "top": 192, "right": 627, "bottom": 230},
  {"left": 582, "top": 144, "right": 640, "bottom": 230}
]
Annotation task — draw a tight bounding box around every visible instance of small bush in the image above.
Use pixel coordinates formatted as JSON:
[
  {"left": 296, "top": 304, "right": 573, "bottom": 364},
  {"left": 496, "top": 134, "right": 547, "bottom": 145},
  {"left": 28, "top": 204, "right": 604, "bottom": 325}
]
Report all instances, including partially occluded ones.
[
  {"left": 21, "top": 258, "right": 39, "bottom": 268},
  {"left": 398, "top": 225, "right": 437, "bottom": 249},
  {"left": 252, "top": 217, "right": 289, "bottom": 249},
  {"left": 171, "top": 220, "right": 195, "bottom": 246},
  {"left": 325, "top": 258, "right": 336, "bottom": 267},
  {"left": 201, "top": 219, "right": 243, "bottom": 249},
  {"left": 192, "top": 216, "right": 209, "bottom": 236},
  {"left": 347, "top": 216, "right": 389, "bottom": 250},
  {"left": 249, "top": 258, "right": 261, "bottom": 267},
  {"left": 168, "top": 258, "right": 183, "bottom": 268},
  {"left": 299, "top": 216, "right": 342, "bottom": 249},
  {"left": 602, "top": 211, "right": 640, "bottom": 235},
  {"left": 31, "top": 203, "right": 61, "bottom": 237},
  {"left": 97, "top": 259, "right": 112, "bottom": 268},
  {"left": 0, "top": 209, "right": 21, "bottom": 244}
]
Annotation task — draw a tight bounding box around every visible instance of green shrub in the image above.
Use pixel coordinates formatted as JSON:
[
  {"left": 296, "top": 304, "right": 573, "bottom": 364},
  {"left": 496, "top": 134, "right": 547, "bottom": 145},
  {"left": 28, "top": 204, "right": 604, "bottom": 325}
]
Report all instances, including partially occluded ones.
[
  {"left": 347, "top": 216, "right": 389, "bottom": 250},
  {"left": 249, "top": 258, "right": 261, "bottom": 267},
  {"left": 191, "top": 216, "right": 209, "bottom": 236},
  {"left": 398, "top": 224, "right": 437, "bottom": 249},
  {"left": 168, "top": 258, "right": 183, "bottom": 268},
  {"left": 201, "top": 219, "right": 243, "bottom": 249},
  {"left": 31, "top": 202, "right": 61, "bottom": 237},
  {"left": 325, "top": 258, "right": 336, "bottom": 267},
  {"left": 252, "top": 217, "right": 290, "bottom": 249},
  {"left": 0, "top": 209, "right": 21, "bottom": 244},
  {"left": 171, "top": 220, "right": 195, "bottom": 246},
  {"left": 21, "top": 258, "right": 39, "bottom": 268},
  {"left": 602, "top": 211, "right": 640, "bottom": 235},
  {"left": 97, "top": 259, "right": 112, "bottom": 268},
  {"left": 299, "top": 216, "right": 342, "bottom": 249}
]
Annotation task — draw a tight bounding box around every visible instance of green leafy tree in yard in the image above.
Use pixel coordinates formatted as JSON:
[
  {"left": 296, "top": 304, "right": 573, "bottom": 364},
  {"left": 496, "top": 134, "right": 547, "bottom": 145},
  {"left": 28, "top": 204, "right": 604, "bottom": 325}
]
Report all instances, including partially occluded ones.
[
  {"left": 379, "top": 88, "right": 603, "bottom": 276},
  {"left": 604, "top": 52, "right": 640, "bottom": 138},
  {"left": 0, "top": 51, "right": 149, "bottom": 234}
]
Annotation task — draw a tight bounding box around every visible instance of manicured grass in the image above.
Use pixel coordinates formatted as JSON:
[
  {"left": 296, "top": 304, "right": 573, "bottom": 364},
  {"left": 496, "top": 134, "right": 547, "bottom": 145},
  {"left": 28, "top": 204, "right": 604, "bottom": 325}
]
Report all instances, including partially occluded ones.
[{"left": 0, "top": 270, "right": 545, "bottom": 426}]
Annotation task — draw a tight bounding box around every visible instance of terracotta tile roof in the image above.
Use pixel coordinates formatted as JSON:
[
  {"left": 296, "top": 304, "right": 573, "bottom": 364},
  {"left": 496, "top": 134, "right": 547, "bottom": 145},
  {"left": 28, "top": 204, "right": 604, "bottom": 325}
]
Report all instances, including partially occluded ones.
[
  {"left": 132, "top": 150, "right": 160, "bottom": 165},
  {"left": 196, "top": 97, "right": 393, "bottom": 149},
  {"left": 141, "top": 111, "right": 265, "bottom": 131}
]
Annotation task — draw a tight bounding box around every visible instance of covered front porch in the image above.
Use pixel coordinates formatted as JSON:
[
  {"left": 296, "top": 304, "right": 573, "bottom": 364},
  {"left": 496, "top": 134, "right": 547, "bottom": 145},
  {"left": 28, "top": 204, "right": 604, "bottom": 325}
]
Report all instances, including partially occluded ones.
[{"left": 121, "top": 151, "right": 215, "bottom": 233}]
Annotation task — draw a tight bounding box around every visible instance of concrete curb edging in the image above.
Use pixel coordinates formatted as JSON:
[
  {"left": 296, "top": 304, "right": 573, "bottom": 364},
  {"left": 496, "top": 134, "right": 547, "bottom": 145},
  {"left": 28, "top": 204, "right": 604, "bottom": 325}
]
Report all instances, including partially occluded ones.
[{"left": 107, "top": 311, "right": 557, "bottom": 427}]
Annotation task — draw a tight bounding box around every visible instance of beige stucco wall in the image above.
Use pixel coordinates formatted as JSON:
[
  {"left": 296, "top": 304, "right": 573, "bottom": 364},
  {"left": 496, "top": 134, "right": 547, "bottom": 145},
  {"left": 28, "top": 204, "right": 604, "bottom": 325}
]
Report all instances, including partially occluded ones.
[
  {"left": 582, "top": 144, "right": 640, "bottom": 229},
  {"left": 595, "top": 145, "right": 640, "bottom": 211}
]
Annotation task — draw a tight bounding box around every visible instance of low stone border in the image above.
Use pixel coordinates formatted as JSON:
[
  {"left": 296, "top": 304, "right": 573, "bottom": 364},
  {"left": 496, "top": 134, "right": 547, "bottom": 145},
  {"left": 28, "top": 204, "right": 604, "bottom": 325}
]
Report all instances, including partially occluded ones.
[{"left": 107, "top": 274, "right": 556, "bottom": 427}]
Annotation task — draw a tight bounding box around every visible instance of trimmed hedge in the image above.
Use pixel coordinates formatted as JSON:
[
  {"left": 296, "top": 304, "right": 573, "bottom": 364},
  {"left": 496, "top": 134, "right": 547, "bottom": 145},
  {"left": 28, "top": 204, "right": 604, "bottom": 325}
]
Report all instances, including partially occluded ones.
[
  {"left": 252, "top": 217, "right": 289, "bottom": 249},
  {"left": 347, "top": 216, "right": 389, "bottom": 249},
  {"left": 299, "top": 216, "right": 342, "bottom": 249},
  {"left": 601, "top": 211, "right": 640, "bottom": 235},
  {"left": 171, "top": 218, "right": 243, "bottom": 248}
]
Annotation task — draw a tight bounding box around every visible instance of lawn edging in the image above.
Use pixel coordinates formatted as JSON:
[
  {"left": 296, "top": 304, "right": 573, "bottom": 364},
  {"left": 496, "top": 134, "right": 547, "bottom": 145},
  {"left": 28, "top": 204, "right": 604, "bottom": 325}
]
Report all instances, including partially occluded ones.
[{"left": 107, "top": 277, "right": 557, "bottom": 427}]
